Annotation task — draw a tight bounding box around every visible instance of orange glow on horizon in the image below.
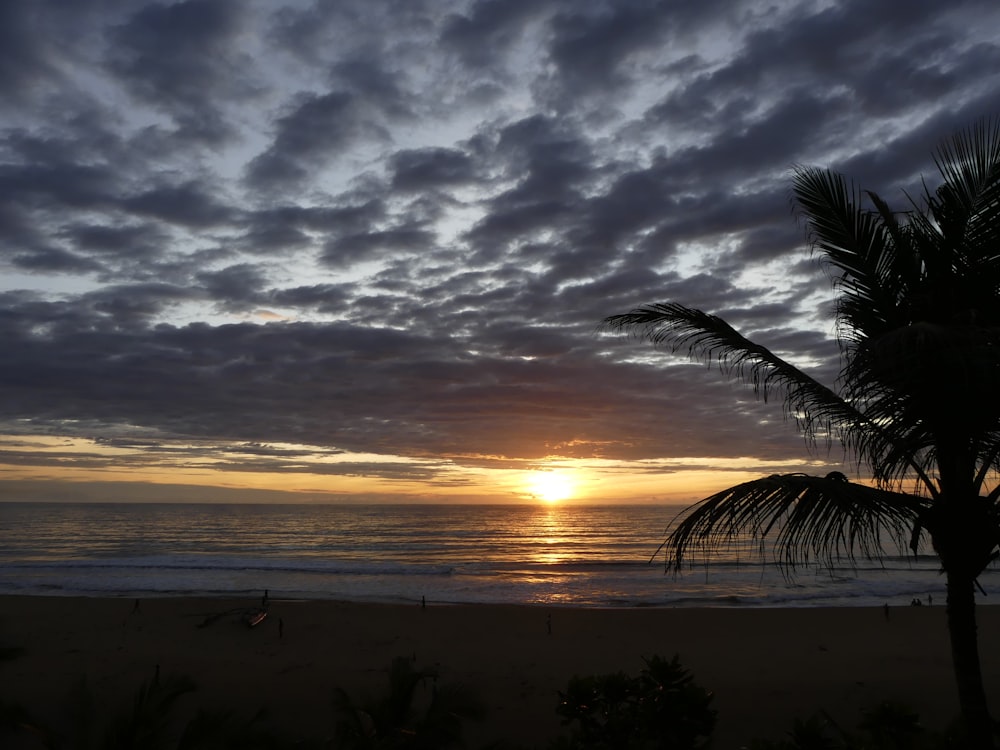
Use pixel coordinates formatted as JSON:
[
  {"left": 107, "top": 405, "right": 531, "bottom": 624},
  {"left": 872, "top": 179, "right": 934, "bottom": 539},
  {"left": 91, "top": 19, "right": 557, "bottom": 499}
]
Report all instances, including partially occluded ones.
[{"left": 0, "top": 432, "right": 840, "bottom": 505}]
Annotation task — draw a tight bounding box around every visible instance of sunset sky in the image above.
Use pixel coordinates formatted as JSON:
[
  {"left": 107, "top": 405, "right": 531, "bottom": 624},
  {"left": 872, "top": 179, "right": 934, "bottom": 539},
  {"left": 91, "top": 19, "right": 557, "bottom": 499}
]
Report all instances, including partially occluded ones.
[{"left": 2, "top": 0, "right": 999, "bottom": 505}]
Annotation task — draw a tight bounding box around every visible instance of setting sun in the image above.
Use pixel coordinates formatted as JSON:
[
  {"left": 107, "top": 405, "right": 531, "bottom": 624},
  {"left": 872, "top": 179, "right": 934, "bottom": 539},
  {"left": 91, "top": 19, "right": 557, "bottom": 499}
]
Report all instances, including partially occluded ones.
[{"left": 527, "top": 470, "right": 575, "bottom": 503}]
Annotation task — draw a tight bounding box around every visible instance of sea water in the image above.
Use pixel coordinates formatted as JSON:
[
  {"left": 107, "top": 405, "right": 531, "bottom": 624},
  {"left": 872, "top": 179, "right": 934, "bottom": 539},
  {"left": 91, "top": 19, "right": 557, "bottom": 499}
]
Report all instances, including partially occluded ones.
[{"left": 0, "top": 502, "right": 961, "bottom": 607}]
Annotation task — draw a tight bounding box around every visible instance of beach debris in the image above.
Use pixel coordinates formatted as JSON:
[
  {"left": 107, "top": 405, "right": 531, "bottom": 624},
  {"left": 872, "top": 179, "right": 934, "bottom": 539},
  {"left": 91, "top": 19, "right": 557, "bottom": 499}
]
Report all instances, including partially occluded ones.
[
  {"left": 244, "top": 608, "right": 268, "bottom": 628},
  {"left": 193, "top": 600, "right": 272, "bottom": 629}
]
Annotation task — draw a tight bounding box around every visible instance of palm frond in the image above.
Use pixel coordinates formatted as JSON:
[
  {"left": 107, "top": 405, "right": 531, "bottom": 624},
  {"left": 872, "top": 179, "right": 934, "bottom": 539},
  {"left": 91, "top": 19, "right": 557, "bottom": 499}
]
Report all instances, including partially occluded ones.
[
  {"left": 604, "top": 303, "right": 941, "bottom": 495},
  {"left": 604, "top": 304, "right": 922, "bottom": 481},
  {"left": 656, "top": 472, "right": 929, "bottom": 572},
  {"left": 792, "top": 167, "right": 907, "bottom": 342},
  {"left": 604, "top": 303, "right": 850, "bottom": 440},
  {"left": 931, "top": 116, "right": 1000, "bottom": 258}
]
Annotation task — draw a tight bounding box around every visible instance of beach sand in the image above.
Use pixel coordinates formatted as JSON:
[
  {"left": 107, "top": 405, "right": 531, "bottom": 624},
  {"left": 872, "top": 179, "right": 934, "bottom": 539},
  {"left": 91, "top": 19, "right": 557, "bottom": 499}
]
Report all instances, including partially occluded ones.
[{"left": 1, "top": 596, "right": 998, "bottom": 748}]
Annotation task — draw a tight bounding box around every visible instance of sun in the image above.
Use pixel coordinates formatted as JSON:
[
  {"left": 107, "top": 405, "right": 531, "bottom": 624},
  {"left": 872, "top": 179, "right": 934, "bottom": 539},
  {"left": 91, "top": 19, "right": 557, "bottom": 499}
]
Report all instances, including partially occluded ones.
[{"left": 527, "top": 470, "right": 575, "bottom": 504}]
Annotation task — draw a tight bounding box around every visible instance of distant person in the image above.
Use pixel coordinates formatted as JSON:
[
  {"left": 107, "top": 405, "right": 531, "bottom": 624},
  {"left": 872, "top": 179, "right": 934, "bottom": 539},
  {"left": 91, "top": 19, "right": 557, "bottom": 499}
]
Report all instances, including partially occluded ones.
[
  {"left": 262, "top": 589, "right": 269, "bottom": 609},
  {"left": 546, "top": 613, "right": 552, "bottom": 635},
  {"left": 884, "top": 602, "right": 889, "bottom": 621},
  {"left": 421, "top": 595, "right": 426, "bottom": 610},
  {"left": 928, "top": 594, "right": 933, "bottom": 606},
  {"left": 132, "top": 598, "right": 141, "bottom": 614}
]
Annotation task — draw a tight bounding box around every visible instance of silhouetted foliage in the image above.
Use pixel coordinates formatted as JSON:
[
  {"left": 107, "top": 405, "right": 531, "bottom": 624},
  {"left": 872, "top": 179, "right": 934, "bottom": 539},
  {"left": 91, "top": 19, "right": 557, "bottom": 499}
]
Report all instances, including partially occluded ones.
[
  {"left": 1, "top": 698, "right": 54, "bottom": 747},
  {"left": 176, "top": 706, "right": 313, "bottom": 750},
  {"left": 551, "top": 654, "right": 715, "bottom": 750},
  {"left": 78, "top": 672, "right": 198, "bottom": 750},
  {"left": 605, "top": 117, "right": 1000, "bottom": 746},
  {"left": 332, "top": 655, "right": 485, "bottom": 749},
  {"left": 855, "top": 702, "right": 925, "bottom": 750},
  {"left": 0, "top": 645, "right": 25, "bottom": 662},
  {"left": 748, "top": 701, "right": 967, "bottom": 750},
  {"left": 1, "top": 669, "right": 305, "bottom": 750}
]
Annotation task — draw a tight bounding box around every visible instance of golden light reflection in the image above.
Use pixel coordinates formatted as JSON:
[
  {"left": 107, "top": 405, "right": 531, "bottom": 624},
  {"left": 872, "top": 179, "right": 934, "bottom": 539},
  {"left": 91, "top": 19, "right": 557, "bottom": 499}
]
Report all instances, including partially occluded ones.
[{"left": 531, "top": 504, "right": 570, "bottom": 564}]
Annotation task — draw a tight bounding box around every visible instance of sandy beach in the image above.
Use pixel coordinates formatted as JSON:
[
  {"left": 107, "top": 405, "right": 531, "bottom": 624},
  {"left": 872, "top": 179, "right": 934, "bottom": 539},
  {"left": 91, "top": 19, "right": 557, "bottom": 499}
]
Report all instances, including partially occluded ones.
[{"left": 2, "top": 596, "right": 999, "bottom": 748}]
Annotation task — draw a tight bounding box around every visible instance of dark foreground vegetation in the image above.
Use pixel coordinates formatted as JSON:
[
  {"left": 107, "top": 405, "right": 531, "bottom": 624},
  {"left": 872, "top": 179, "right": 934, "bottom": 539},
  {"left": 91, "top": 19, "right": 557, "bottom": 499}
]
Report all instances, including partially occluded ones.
[{"left": 0, "top": 651, "right": 984, "bottom": 750}]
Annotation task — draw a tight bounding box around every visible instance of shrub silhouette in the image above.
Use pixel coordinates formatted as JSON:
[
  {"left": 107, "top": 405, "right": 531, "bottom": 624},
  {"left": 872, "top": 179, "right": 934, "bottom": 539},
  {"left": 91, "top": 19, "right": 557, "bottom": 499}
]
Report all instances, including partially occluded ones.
[
  {"left": 552, "top": 654, "right": 715, "bottom": 749},
  {"left": 747, "top": 701, "right": 968, "bottom": 750},
  {"left": 332, "top": 655, "right": 485, "bottom": 749}
]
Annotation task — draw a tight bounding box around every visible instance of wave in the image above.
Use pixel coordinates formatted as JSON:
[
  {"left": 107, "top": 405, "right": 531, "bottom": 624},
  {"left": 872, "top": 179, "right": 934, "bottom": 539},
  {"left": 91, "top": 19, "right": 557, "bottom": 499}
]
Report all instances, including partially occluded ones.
[
  {"left": 0, "top": 552, "right": 958, "bottom": 585},
  {"left": 0, "top": 502, "right": 975, "bottom": 607},
  {"left": 1, "top": 557, "right": 457, "bottom": 578}
]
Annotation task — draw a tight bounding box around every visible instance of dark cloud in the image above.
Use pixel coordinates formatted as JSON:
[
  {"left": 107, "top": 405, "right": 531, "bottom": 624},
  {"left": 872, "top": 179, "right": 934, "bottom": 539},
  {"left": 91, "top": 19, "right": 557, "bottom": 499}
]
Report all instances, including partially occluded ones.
[
  {"left": 0, "top": 4, "right": 59, "bottom": 100},
  {"left": 0, "top": 149, "right": 118, "bottom": 213},
  {"left": 62, "top": 223, "right": 165, "bottom": 261},
  {"left": 0, "top": 2, "right": 132, "bottom": 102},
  {"left": 544, "top": 2, "right": 673, "bottom": 98},
  {"left": 84, "top": 284, "right": 200, "bottom": 328},
  {"left": 197, "top": 264, "right": 269, "bottom": 311},
  {"left": 321, "top": 227, "right": 437, "bottom": 268},
  {"left": 440, "top": 0, "right": 547, "bottom": 69},
  {"left": 390, "top": 148, "right": 478, "bottom": 192},
  {"left": 1, "top": 0, "right": 999, "bottom": 497},
  {"left": 0, "top": 306, "right": 810, "bottom": 463},
  {"left": 245, "top": 90, "right": 390, "bottom": 190},
  {"left": 104, "top": 0, "right": 255, "bottom": 144},
  {"left": 124, "top": 181, "right": 235, "bottom": 228},
  {"left": 11, "top": 247, "right": 103, "bottom": 274}
]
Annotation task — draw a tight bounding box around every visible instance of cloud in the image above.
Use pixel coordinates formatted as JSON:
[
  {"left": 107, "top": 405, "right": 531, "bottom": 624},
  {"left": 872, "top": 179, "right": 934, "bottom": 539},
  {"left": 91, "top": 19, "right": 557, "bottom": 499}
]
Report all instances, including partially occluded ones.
[
  {"left": 245, "top": 91, "right": 382, "bottom": 189},
  {"left": 104, "top": 0, "right": 256, "bottom": 144},
  {"left": 389, "top": 147, "right": 479, "bottom": 192},
  {"left": 1, "top": 0, "right": 999, "bottom": 496}
]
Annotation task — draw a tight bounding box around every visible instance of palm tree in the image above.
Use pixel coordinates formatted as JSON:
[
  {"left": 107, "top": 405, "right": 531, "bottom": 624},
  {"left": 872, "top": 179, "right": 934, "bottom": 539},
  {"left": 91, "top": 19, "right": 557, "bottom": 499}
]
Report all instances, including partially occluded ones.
[{"left": 604, "top": 118, "right": 1000, "bottom": 746}]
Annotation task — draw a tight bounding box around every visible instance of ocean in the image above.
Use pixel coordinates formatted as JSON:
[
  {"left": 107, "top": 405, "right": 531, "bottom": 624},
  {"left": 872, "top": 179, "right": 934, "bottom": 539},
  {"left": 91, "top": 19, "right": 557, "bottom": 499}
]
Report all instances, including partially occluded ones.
[{"left": 0, "top": 502, "right": 958, "bottom": 608}]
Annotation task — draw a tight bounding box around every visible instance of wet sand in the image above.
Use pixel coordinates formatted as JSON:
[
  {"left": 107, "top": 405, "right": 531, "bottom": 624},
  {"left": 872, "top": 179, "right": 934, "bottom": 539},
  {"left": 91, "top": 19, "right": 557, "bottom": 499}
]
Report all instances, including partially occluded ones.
[{"left": 1, "top": 596, "right": 997, "bottom": 747}]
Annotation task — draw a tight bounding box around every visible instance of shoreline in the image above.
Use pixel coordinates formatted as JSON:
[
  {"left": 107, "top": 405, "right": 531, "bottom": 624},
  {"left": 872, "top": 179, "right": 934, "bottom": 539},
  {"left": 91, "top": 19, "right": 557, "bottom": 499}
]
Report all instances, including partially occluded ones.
[
  {"left": 2, "top": 596, "right": 998, "bottom": 747},
  {"left": 0, "top": 589, "right": 951, "bottom": 609}
]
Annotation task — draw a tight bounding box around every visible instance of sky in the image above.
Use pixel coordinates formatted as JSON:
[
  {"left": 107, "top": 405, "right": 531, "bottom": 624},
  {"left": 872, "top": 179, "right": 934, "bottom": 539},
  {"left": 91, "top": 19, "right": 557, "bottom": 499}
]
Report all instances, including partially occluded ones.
[{"left": 2, "top": 0, "right": 999, "bottom": 505}]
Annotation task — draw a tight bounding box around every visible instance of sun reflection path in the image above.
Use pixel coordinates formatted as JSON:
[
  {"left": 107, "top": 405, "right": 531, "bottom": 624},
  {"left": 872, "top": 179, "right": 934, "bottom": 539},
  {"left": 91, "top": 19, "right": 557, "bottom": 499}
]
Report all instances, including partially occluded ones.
[{"left": 528, "top": 501, "right": 575, "bottom": 565}]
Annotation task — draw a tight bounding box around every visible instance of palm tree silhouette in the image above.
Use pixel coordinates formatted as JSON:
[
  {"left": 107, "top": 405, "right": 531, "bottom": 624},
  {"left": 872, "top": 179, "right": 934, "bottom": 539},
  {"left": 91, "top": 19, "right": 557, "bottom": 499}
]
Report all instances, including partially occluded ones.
[{"left": 605, "top": 118, "right": 1000, "bottom": 746}]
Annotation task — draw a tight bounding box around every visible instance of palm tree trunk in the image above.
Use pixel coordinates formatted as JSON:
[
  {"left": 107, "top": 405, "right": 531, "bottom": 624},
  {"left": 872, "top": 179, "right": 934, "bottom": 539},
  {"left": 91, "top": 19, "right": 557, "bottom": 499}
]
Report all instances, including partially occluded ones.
[{"left": 946, "top": 568, "right": 995, "bottom": 747}]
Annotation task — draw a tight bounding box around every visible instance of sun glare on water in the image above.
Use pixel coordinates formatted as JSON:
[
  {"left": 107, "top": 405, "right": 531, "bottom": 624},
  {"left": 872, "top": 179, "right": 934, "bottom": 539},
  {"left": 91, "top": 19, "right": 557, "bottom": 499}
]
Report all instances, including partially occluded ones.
[{"left": 527, "top": 470, "right": 575, "bottom": 503}]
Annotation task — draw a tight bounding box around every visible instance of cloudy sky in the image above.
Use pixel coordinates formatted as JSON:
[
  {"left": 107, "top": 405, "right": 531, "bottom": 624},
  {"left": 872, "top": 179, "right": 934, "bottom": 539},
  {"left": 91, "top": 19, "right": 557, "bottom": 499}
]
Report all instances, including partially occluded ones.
[{"left": 2, "top": 0, "right": 998, "bottom": 504}]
